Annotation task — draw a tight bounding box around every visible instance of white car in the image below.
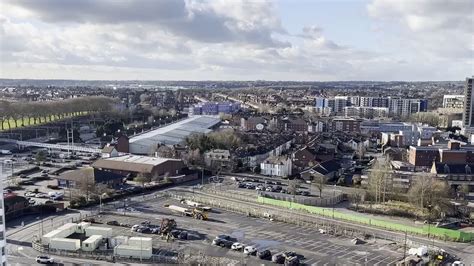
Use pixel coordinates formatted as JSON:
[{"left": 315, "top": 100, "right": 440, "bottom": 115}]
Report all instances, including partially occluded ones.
[
  {"left": 36, "top": 255, "right": 54, "bottom": 264},
  {"left": 25, "top": 192, "right": 37, "bottom": 197},
  {"left": 452, "top": 261, "right": 464, "bottom": 266},
  {"left": 243, "top": 245, "right": 257, "bottom": 255},
  {"left": 231, "top": 242, "right": 245, "bottom": 251}
]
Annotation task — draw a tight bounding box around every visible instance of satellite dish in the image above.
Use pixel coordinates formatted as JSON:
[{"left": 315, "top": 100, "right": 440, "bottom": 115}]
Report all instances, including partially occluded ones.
[{"left": 256, "top": 124, "right": 264, "bottom": 130}]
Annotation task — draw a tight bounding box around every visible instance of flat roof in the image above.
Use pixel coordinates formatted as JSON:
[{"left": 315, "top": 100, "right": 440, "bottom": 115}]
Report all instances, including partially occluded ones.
[
  {"left": 129, "top": 115, "right": 220, "bottom": 145},
  {"left": 100, "top": 155, "right": 178, "bottom": 166},
  {"left": 83, "top": 235, "right": 103, "bottom": 243}
]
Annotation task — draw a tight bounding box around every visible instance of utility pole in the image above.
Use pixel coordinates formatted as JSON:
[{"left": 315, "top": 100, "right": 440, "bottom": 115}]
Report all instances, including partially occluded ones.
[{"left": 403, "top": 230, "right": 407, "bottom": 260}]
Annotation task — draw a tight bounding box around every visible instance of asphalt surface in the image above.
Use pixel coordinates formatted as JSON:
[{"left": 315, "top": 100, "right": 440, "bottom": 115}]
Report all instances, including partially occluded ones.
[{"left": 6, "top": 177, "right": 474, "bottom": 265}]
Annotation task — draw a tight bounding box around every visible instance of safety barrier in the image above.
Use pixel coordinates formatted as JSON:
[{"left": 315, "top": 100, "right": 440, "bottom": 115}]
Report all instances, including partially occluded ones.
[{"left": 258, "top": 196, "right": 473, "bottom": 242}]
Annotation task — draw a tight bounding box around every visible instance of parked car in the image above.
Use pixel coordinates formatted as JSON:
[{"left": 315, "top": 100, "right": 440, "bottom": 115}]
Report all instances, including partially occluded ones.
[
  {"left": 220, "top": 239, "right": 233, "bottom": 248},
  {"left": 178, "top": 231, "right": 188, "bottom": 240},
  {"left": 50, "top": 194, "right": 63, "bottom": 201},
  {"left": 243, "top": 246, "right": 257, "bottom": 255},
  {"left": 20, "top": 180, "right": 35, "bottom": 185},
  {"left": 237, "top": 182, "right": 246, "bottom": 188},
  {"left": 300, "top": 191, "right": 310, "bottom": 196},
  {"left": 36, "top": 255, "right": 54, "bottom": 264},
  {"left": 231, "top": 242, "right": 245, "bottom": 251},
  {"left": 106, "top": 220, "right": 120, "bottom": 226},
  {"left": 272, "top": 253, "right": 285, "bottom": 264},
  {"left": 212, "top": 238, "right": 224, "bottom": 246},
  {"left": 25, "top": 192, "right": 37, "bottom": 197},
  {"left": 257, "top": 249, "right": 272, "bottom": 260},
  {"left": 36, "top": 193, "right": 48, "bottom": 198},
  {"left": 265, "top": 186, "right": 274, "bottom": 192},
  {"left": 215, "top": 234, "right": 232, "bottom": 241},
  {"left": 284, "top": 255, "right": 300, "bottom": 266},
  {"left": 255, "top": 185, "right": 264, "bottom": 191},
  {"left": 27, "top": 198, "right": 36, "bottom": 205}
]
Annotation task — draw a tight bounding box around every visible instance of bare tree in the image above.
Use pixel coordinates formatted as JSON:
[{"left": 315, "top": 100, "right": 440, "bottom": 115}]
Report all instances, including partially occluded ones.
[
  {"left": 367, "top": 158, "right": 392, "bottom": 204},
  {"left": 311, "top": 175, "right": 326, "bottom": 198},
  {"left": 288, "top": 179, "right": 301, "bottom": 196}
]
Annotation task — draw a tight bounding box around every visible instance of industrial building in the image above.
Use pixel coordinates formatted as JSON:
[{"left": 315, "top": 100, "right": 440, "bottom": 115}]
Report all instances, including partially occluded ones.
[
  {"left": 92, "top": 155, "right": 185, "bottom": 180},
  {"left": 127, "top": 115, "right": 220, "bottom": 154}
]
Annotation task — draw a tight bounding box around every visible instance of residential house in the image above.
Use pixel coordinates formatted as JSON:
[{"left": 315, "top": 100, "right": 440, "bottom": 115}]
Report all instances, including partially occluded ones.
[
  {"left": 204, "top": 149, "right": 233, "bottom": 172},
  {"left": 300, "top": 159, "right": 342, "bottom": 182},
  {"left": 260, "top": 156, "right": 292, "bottom": 177},
  {"left": 101, "top": 146, "right": 119, "bottom": 158}
]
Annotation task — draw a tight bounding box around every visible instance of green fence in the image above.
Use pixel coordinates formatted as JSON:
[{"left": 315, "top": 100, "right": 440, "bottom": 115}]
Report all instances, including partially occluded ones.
[{"left": 257, "top": 196, "right": 473, "bottom": 242}]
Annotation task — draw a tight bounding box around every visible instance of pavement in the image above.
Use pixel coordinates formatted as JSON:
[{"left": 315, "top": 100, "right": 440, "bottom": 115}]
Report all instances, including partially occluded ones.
[{"left": 5, "top": 176, "right": 474, "bottom": 265}]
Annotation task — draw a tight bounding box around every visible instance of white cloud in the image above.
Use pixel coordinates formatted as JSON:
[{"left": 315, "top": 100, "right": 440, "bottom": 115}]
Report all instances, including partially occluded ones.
[{"left": 0, "top": 0, "right": 471, "bottom": 81}]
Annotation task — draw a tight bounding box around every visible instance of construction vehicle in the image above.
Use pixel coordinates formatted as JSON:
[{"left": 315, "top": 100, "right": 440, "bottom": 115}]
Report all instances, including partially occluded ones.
[
  {"left": 180, "top": 199, "right": 212, "bottom": 212},
  {"left": 164, "top": 204, "right": 209, "bottom": 220}
]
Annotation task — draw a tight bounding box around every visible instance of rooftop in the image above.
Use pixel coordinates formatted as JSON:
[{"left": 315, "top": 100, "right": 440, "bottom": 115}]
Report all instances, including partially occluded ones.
[{"left": 129, "top": 115, "right": 220, "bottom": 146}]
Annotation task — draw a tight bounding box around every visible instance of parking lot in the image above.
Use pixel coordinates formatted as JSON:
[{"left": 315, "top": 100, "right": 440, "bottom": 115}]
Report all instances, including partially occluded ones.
[{"left": 92, "top": 193, "right": 404, "bottom": 265}]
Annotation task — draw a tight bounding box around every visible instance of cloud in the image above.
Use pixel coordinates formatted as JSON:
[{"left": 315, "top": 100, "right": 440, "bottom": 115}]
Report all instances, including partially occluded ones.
[
  {"left": 0, "top": 0, "right": 471, "bottom": 81},
  {"left": 367, "top": 0, "right": 473, "bottom": 59},
  {"left": 5, "top": 0, "right": 286, "bottom": 47}
]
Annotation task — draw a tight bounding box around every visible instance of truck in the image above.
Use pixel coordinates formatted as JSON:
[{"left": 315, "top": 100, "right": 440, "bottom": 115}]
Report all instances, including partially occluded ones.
[
  {"left": 180, "top": 199, "right": 212, "bottom": 212},
  {"left": 165, "top": 204, "right": 208, "bottom": 220}
]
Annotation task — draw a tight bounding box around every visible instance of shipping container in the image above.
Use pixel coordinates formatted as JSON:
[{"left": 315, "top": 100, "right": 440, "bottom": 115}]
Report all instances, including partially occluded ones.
[
  {"left": 42, "top": 223, "right": 77, "bottom": 245},
  {"left": 50, "top": 238, "right": 80, "bottom": 251},
  {"left": 128, "top": 237, "right": 152, "bottom": 249},
  {"left": 82, "top": 235, "right": 103, "bottom": 252},
  {"left": 109, "top": 236, "right": 129, "bottom": 248},
  {"left": 114, "top": 244, "right": 152, "bottom": 259},
  {"left": 76, "top": 222, "right": 91, "bottom": 234},
  {"left": 85, "top": 226, "right": 113, "bottom": 237}
]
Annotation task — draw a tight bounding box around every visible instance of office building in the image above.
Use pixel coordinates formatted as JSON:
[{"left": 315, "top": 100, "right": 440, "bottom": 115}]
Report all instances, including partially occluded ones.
[
  {"left": 443, "top": 95, "right": 464, "bottom": 109},
  {"left": 462, "top": 78, "right": 474, "bottom": 128}
]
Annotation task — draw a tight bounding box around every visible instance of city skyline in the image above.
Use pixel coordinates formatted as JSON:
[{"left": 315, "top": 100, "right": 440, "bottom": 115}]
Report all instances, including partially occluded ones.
[{"left": 0, "top": 0, "right": 472, "bottom": 81}]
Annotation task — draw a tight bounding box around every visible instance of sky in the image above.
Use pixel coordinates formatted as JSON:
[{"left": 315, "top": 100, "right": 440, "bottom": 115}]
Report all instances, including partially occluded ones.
[{"left": 0, "top": 0, "right": 472, "bottom": 81}]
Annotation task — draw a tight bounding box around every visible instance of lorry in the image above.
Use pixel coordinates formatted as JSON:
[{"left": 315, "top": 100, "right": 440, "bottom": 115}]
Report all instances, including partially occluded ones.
[
  {"left": 180, "top": 199, "right": 212, "bottom": 211},
  {"left": 165, "top": 204, "right": 208, "bottom": 220}
]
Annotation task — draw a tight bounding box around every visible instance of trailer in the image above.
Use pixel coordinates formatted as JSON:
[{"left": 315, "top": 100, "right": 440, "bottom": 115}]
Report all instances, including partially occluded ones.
[
  {"left": 165, "top": 204, "right": 208, "bottom": 220},
  {"left": 109, "top": 236, "right": 129, "bottom": 248},
  {"left": 75, "top": 222, "right": 91, "bottom": 234},
  {"left": 85, "top": 226, "right": 112, "bottom": 237},
  {"left": 50, "top": 238, "right": 80, "bottom": 251},
  {"left": 128, "top": 237, "right": 152, "bottom": 249},
  {"left": 180, "top": 199, "right": 212, "bottom": 211},
  {"left": 114, "top": 244, "right": 152, "bottom": 259},
  {"left": 42, "top": 223, "right": 77, "bottom": 245},
  {"left": 82, "top": 235, "right": 103, "bottom": 252}
]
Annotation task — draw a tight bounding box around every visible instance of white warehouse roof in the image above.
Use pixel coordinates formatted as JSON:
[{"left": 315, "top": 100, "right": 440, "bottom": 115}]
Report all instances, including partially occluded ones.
[{"left": 129, "top": 115, "right": 220, "bottom": 154}]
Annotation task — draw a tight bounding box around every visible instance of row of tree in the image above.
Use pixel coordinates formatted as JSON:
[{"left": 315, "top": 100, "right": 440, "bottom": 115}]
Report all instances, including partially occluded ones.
[{"left": 0, "top": 96, "right": 114, "bottom": 130}]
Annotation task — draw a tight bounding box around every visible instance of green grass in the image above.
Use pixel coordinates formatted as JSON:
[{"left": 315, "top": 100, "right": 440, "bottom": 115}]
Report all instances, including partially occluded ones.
[{"left": 1, "top": 112, "right": 87, "bottom": 131}]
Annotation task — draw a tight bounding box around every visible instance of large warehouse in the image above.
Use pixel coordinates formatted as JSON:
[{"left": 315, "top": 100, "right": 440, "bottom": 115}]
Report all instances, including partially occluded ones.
[
  {"left": 92, "top": 155, "right": 185, "bottom": 180},
  {"left": 128, "top": 115, "right": 220, "bottom": 154}
]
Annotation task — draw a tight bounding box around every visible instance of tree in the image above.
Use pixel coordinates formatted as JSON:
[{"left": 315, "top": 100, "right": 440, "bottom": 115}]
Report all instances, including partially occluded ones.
[
  {"left": 408, "top": 175, "right": 450, "bottom": 218},
  {"left": 134, "top": 175, "right": 151, "bottom": 187},
  {"left": 35, "top": 151, "right": 47, "bottom": 162},
  {"left": 367, "top": 158, "right": 391, "bottom": 204},
  {"left": 311, "top": 175, "right": 326, "bottom": 198},
  {"left": 156, "top": 145, "right": 175, "bottom": 158},
  {"left": 288, "top": 179, "right": 301, "bottom": 196}
]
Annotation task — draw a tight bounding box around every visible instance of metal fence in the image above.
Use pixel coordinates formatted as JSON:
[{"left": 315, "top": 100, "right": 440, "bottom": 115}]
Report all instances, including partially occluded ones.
[{"left": 167, "top": 190, "right": 437, "bottom": 250}]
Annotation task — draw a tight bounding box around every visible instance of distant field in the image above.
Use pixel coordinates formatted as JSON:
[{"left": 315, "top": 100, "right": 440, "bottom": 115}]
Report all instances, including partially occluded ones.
[{"left": 1, "top": 112, "right": 87, "bottom": 131}]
